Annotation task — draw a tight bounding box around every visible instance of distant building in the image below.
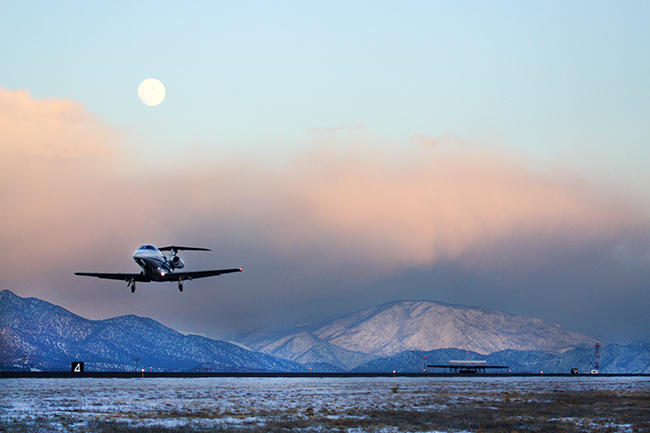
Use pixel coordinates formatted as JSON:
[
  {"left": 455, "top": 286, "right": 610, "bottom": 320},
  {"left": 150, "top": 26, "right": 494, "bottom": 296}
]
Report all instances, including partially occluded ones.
[{"left": 427, "top": 360, "right": 508, "bottom": 374}]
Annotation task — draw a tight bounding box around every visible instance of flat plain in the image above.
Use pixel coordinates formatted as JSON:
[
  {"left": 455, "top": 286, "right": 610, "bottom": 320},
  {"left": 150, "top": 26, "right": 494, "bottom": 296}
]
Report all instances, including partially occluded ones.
[{"left": 1, "top": 376, "right": 649, "bottom": 432}]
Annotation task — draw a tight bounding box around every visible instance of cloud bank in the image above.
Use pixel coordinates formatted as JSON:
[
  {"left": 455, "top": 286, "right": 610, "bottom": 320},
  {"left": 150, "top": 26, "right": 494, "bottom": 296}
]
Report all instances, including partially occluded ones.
[{"left": 2, "top": 87, "right": 650, "bottom": 342}]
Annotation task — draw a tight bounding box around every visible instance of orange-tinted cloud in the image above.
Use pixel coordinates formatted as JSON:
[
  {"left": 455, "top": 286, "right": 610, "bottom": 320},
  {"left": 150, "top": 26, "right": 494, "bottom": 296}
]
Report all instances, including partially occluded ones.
[
  {"left": 0, "top": 88, "right": 116, "bottom": 159},
  {"left": 0, "top": 88, "right": 146, "bottom": 281},
  {"left": 1, "top": 86, "right": 647, "bottom": 286},
  {"left": 3, "top": 88, "right": 650, "bottom": 341},
  {"left": 166, "top": 138, "right": 645, "bottom": 271}
]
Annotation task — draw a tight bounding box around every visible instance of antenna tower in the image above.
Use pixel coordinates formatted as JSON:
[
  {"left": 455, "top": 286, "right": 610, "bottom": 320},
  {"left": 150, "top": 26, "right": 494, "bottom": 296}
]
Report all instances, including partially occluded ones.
[{"left": 591, "top": 341, "right": 600, "bottom": 374}]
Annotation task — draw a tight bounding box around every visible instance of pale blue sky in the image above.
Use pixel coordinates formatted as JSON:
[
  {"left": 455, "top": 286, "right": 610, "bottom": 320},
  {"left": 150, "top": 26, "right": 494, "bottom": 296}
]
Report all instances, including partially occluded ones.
[{"left": 2, "top": 1, "right": 649, "bottom": 177}]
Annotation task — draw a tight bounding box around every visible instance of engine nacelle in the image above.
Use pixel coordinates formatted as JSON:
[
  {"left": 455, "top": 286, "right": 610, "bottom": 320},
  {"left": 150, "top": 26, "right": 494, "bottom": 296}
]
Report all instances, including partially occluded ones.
[{"left": 170, "top": 255, "right": 185, "bottom": 270}]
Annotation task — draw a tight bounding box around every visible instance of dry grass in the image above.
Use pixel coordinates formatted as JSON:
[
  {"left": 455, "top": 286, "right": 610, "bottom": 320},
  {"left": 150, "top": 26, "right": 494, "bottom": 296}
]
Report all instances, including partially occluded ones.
[{"left": 2, "top": 389, "right": 648, "bottom": 432}]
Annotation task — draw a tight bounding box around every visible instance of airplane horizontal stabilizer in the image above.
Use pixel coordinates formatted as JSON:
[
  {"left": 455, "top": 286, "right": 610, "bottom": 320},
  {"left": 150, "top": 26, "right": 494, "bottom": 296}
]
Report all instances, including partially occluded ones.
[{"left": 158, "top": 246, "right": 212, "bottom": 252}]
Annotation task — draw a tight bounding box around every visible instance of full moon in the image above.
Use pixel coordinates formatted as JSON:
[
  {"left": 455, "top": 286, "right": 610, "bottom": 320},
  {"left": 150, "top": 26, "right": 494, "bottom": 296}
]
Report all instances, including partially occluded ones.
[{"left": 138, "top": 78, "right": 165, "bottom": 106}]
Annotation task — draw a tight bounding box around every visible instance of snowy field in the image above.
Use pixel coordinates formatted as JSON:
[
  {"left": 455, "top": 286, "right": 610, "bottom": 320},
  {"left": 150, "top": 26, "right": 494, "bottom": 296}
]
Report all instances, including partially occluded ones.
[{"left": 1, "top": 376, "right": 649, "bottom": 432}]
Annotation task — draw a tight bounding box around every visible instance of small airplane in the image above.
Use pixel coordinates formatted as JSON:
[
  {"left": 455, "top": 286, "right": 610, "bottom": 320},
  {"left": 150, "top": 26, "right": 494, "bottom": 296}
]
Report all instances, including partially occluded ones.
[{"left": 75, "top": 245, "right": 241, "bottom": 293}]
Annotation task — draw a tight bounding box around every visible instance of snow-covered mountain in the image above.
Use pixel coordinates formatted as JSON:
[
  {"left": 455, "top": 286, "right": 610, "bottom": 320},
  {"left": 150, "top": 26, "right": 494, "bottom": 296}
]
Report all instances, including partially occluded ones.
[
  {"left": 243, "top": 300, "right": 595, "bottom": 369},
  {"left": 0, "top": 290, "right": 302, "bottom": 372},
  {"left": 4, "top": 290, "right": 649, "bottom": 373}
]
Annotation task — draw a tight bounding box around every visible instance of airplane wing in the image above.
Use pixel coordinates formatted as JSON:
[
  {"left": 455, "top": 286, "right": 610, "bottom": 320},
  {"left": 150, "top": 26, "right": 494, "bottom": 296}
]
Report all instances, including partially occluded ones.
[
  {"left": 160, "top": 268, "right": 242, "bottom": 281},
  {"left": 75, "top": 268, "right": 242, "bottom": 282},
  {"left": 74, "top": 272, "right": 151, "bottom": 282}
]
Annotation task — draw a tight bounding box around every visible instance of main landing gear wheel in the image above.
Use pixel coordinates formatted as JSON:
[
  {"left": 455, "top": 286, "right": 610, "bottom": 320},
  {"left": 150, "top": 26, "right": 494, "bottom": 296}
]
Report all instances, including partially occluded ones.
[
  {"left": 130, "top": 282, "right": 136, "bottom": 293},
  {"left": 178, "top": 282, "right": 183, "bottom": 292}
]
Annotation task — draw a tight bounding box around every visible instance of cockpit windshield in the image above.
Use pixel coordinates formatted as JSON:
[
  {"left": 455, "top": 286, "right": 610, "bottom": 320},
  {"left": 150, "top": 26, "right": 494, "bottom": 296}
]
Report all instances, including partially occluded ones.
[{"left": 138, "top": 245, "right": 156, "bottom": 251}]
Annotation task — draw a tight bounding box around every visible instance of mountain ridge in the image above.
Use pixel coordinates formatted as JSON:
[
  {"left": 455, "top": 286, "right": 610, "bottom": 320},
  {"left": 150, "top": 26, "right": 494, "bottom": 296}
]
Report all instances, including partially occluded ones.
[
  {"left": 242, "top": 299, "right": 596, "bottom": 369},
  {"left": 351, "top": 342, "right": 650, "bottom": 374},
  {"left": 4, "top": 289, "right": 650, "bottom": 373},
  {"left": 0, "top": 290, "right": 302, "bottom": 372}
]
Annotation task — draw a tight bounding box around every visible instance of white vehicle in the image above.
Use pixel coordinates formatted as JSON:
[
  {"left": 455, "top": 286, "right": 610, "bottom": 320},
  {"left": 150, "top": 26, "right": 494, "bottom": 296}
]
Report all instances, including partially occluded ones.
[{"left": 75, "top": 245, "right": 241, "bottom": 293}]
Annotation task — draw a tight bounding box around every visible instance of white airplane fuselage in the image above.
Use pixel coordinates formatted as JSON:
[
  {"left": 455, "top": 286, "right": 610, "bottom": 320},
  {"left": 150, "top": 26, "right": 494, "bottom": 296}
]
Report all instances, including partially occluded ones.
[{"left": 132, "top": 245, "right": 183, "bottom": 280}]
